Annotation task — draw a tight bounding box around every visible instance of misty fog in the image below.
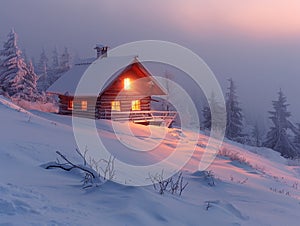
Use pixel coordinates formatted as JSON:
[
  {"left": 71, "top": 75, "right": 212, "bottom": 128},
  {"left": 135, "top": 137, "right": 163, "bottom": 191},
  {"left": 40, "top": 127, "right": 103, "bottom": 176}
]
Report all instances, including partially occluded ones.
[{"left": 1, "top": 0, "right": 300, "bottom": 129}]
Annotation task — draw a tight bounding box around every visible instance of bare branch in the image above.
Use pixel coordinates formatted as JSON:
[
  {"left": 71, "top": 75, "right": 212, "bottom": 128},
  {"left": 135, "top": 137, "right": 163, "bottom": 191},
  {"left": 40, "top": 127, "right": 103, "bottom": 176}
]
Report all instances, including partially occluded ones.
[{"left": 46, "top": 151, "right": 97, "bottom": 179}]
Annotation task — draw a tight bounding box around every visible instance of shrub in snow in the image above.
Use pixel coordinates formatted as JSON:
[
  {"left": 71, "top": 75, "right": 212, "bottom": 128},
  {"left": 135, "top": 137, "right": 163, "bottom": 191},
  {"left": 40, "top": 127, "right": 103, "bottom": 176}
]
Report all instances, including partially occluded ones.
[
  {"left": 205, "top": 201, "right": 213, "bottom": 211},
  {"left": 230, "top": 176, "right": 248, "bottom": 185},
  {"left": 148, "top": 171, "right": 188, "bottom": 196},
  {"left": 269, "top": 187, "right": 291, "bottom": 196},
  {"left": 43, "top": 149, "right": 115, "bottom": 189},
  {"left": 43, "top": 150, "right": 101, "bottom": 189},
  {"left": 203, "top": 170, "right": 216, "bottom": 187},
  {"left": 263, "top": 89, "right": 298, "bottom": 159},
  {"left": 11, "top": 98, "right": 58, "bottom": 113},
  {"left": 218, "top": 148, "right": 251, "bottom": 166},
  {"left": 192, "top": 170, "right": 217, "bottom": 187}
]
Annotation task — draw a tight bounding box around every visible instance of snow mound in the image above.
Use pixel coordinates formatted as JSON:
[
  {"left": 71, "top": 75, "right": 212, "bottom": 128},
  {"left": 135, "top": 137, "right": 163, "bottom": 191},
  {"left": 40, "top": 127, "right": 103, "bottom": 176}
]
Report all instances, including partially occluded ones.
[{"left": 0, "top": 95, "right": 30, "bottom": 114}]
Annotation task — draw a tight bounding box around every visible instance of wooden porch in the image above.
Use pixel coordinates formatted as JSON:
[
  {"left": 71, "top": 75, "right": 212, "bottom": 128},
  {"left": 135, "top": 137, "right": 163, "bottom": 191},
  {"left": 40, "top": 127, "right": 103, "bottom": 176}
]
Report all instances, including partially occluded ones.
[{"left": 99, "top": 110, "right": 177, "bottom": 127}]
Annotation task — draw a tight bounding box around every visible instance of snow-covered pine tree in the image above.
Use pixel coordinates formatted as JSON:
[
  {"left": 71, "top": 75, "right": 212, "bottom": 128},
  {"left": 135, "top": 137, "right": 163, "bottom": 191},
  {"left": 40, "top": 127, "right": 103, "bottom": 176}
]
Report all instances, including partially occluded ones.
[
  {"left": 202, "top": 92, "right": 226, "bottom": 131},
  {"left": 37, "top": 48, "right": 49, "bottom": 75},
  {"left": 263, "top": 90, "right": 298, "bottom": 158},
  {"left": 202, "top": 105, "right": 211, "bottom": 130},
  {"left": 225, "top": 78, "right": 244, "bottom": 141},
  {"left": 12, "top": 60, "right": 40, "bottom": 101},
  {"left": 22, "top": 48, "right": 29, "bottom": 64},
  {"left": 27, "top": 60, "right": 38, "bottom": 89},
  {"left": 0, "top": 29, "right": 40, "bottom": 101},
  {"left": 37, "top": 61, "right": 50, "bottom": 91},
  {"left": 60, "top": 47, "right": 71, "bottom": 72},
  {"left": 251, "top": 122, "right": 262, "bottom": 147},
  {"left": 293, "top": 123, "right": 300, "bottom": 154},
  {"left": 51, "top": 47, "right": 59, "bottom": 69}
]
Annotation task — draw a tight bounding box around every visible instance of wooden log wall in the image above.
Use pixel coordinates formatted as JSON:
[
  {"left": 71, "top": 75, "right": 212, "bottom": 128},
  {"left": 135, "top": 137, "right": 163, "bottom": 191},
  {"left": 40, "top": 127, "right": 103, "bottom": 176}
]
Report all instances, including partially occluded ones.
[{"left": 58, "top": 94, "right": 151, "bottom": 119}]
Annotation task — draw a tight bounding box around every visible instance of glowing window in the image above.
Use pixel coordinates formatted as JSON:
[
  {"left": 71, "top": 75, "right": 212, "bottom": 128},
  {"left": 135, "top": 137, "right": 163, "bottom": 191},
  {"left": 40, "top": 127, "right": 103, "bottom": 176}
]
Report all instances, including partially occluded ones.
[
  {"left": 81, "top": 101, "right": 87, "bottom": 111},
  {"left": 68, "top": 100, "right": 74, "bottom": 110},
  {"left": 124, "top": 78, "right": 131, "bottom": 90},
  {"left": 131, "top": 100, "right": 141, "bottom": 111},
  {"left": 111, "top": 101, "right": 121, "bottom": 111}
]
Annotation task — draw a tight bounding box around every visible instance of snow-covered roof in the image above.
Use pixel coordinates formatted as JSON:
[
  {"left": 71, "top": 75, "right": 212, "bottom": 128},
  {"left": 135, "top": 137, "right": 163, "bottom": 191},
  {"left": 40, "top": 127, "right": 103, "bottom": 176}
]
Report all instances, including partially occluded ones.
[
  {"left": 47, "top": 63, "right": 90, "bottom": 95},
  {"left": 47, "top": 55, "right": 167, "bottom": 96},
  {"left": 74, "top": 57, "right": 96, "bottom": 65}
]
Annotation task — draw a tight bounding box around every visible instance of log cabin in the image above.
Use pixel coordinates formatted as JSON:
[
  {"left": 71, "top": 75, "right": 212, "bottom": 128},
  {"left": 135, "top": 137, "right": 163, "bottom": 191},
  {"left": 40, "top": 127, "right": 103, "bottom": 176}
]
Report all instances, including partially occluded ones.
[{"left": 47, "top": 45, "right": 176, "bottom": 127}]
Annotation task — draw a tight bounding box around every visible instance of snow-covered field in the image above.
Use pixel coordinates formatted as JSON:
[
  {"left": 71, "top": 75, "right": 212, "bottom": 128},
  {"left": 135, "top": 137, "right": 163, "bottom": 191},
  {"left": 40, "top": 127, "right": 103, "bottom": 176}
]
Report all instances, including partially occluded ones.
[{"left": 1, "top": 96, "right": 300, "bottom": 226}]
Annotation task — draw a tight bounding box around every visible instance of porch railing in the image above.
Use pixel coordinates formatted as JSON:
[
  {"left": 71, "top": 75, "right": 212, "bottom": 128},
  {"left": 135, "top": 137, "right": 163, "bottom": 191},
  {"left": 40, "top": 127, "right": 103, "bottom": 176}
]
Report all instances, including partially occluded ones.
[{"left": 99, "top": 110, "right": 177, "bottom": 127}]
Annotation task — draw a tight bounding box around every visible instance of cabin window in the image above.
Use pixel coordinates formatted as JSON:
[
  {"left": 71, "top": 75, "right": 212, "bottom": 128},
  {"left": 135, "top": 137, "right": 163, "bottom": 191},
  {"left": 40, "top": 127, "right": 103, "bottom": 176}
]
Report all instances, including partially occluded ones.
[
  {"left": 111, "top": 101, "right": 121, "bottom": 111},
  {"left": 124, "top": 78, "right": 131, "bottom": 90},
  {"left": 131, "top": 100, "right": 141, "bottom": 111},
  {"left": 68, "top": 100, "right": 74, "bottom": 110},
  {"left": 81, "top": 100, "right": 87, "bottom": 111}
]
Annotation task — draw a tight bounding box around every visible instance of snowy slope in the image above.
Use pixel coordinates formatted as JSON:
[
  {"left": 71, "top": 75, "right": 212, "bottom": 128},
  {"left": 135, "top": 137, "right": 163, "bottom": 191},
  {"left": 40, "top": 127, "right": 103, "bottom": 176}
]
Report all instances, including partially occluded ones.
[{"left": 1, "top": 96, "right": 300, "bottom": 226}]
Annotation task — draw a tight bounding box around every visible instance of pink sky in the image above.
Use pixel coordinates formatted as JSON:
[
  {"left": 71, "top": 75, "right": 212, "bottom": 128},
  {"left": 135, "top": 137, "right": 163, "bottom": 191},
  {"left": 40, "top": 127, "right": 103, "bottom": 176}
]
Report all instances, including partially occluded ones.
[
  {"left": 160, "top": 0, "right": 300, "bottom": 39},
  {"left": 102, "top": 0, "right": 300, "bottom": 39}
]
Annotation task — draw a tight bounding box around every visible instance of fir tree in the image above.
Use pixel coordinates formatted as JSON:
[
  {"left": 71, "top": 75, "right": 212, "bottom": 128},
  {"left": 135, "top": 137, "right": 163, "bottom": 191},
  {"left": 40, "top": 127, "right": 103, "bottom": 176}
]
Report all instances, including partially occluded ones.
[
  {"left": 36, "top": 48, "right": 50, "bottom": 91},
  {"left": 293, "top": 123, "right": 300, "bottom": 154},
  {"left": 37, "top": 63, "right": 50, "bottom": 92},
  {"left": 24, "top": 61, "right": 38, "bottom": 94},
  {"left": 60, "top": 47, "right": 71, "bottom": 72},
  {"left": 202, "top": 92, "right": 226, "bottom": 131},
  {"left": 22, "top": 48, "right": 29, "bottom": 64},
  {"left": 0, "top": 29, "right": 40, "bottom": 101},
  {"left": 51, "top": 47, "right": 59, "bottom": 69},
  {"left": 251, "top": 122, "right": 262, "bottom": 147},
  {"left": 37, "top": 48, "right": 48, "bottom": 75},
  {"left": 263, "top": 90, "right": 298, "bottom": 158},
  {"left": 225, "top": 78, "right": 244, "bottom": 140},
  {"left": 202, "top": 105, "right": 211, "bottom": 130}
]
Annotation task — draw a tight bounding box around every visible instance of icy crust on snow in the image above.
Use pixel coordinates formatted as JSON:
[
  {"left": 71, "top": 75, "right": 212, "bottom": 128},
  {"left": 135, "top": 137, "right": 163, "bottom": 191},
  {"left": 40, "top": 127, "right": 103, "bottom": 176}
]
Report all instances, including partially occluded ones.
[{"left": 1, "top": 96, "right": 300, "bottom": 225}]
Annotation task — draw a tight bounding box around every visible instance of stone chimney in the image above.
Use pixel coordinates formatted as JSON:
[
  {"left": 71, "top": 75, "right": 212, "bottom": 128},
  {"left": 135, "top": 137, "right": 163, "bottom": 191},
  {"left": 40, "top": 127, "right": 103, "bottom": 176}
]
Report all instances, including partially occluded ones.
[{"left": 94, "top": 44, "right": 108, "bottom": 58}]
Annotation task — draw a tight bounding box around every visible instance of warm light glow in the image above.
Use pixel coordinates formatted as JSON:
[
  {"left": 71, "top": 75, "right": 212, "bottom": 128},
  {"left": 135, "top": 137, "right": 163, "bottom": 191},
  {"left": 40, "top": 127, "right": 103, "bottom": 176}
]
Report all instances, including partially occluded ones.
[
  {"left": 124, "top": 78, "right": 131, "bottom": 90},
  {"left": 131, "top": 100, "right": 141, "bottom": 111},
  {"left": 81, "top": 100, "right": 87, "bottom": 111},
  {"left": 111, "top": 101, "right": 121, "bottom": 111},
  {"left": 68, "top": 100, "right": 74, "bottom": 110}
]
